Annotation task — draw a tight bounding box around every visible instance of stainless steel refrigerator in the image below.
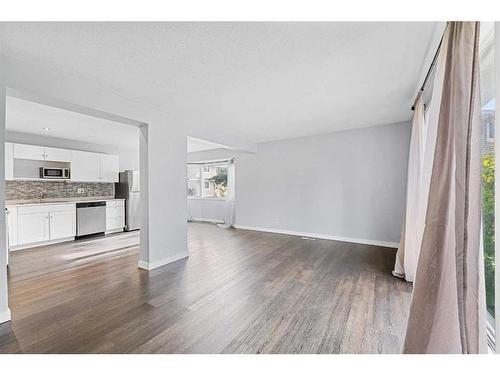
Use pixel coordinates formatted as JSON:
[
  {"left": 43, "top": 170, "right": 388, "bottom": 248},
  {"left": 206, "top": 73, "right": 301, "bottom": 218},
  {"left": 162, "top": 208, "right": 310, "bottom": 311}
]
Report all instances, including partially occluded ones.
[{"left": 115, "top": 170, "right": 140, "bottom": 231}]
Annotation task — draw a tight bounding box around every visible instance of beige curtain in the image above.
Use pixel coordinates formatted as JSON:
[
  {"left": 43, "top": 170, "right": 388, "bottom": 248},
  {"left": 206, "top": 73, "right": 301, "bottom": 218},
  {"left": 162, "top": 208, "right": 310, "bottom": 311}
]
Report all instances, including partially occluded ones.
[
  {"left": 394, "top": 30, "right": 447, "bottom": 282},
  {"left": 218, "top": 160, "right": 236, "bottom": 228},
  {"left": 403, "top": 22, "right": 487, "bottom": 354},
  {"left": 393, "top": 98, "right": 428, "bottom": 282}
]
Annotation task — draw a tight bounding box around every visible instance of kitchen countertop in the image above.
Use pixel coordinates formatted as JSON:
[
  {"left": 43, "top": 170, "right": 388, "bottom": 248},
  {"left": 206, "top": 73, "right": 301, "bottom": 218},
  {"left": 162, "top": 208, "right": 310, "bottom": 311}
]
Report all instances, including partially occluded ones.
[{"left": 6, "top": 196, "right": 125, "bottom": 207}]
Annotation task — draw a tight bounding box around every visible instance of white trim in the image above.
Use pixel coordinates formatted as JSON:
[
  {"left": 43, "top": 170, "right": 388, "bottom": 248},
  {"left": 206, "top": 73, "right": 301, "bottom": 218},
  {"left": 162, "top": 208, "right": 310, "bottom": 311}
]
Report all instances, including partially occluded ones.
[
  {"left": 0, "top": 308, "right": 11, "bottom": 324},
  {"left": 10, "top": 236, "right": 75, "bottom": 251},
  {"left": 187, "top": 197, "right": 226, "bottom": 201},
  {"left": 233, "top": 225, "right": 399, "bottom": 248},
  {"left": 494, "top": 21, "right": 500, "bottom": 354},
  {"left": 189, "top": 218, "right": 224, "bottom": 224},
  {"left": 486, "top": 119, "right": 495, "bottom": 143},
  {"left": 138, "top": 251, "right": 188, "bottom": 271}
]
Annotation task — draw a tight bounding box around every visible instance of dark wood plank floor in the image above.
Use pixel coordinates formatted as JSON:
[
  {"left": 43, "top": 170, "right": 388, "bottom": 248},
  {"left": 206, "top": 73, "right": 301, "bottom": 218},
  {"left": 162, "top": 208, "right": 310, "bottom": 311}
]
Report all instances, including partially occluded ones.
[{"left": 0, "top": 223, "right": 412, "bottom": 354}]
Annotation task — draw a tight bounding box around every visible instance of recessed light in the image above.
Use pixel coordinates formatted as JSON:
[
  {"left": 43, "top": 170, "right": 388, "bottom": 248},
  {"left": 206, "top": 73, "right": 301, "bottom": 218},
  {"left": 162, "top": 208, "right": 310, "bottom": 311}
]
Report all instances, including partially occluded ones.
[{"left": 42, "top": 127, "right": 50, "bottom": 131}]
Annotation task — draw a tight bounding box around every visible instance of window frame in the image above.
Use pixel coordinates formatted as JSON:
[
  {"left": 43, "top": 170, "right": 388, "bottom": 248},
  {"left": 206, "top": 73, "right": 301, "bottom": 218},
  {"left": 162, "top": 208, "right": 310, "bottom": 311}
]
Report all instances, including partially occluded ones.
[
  {"left": 186, "top": 164, "right": 202, "bottom": 198},
  {"left": 487, "top": 117, "right": 495, "bottom": 143},
  {"left": 187, "top": 162, "right": 229, "bottom": 201},
  {"left": 493, "top": 22, "right": 499, "bottom": 354}
]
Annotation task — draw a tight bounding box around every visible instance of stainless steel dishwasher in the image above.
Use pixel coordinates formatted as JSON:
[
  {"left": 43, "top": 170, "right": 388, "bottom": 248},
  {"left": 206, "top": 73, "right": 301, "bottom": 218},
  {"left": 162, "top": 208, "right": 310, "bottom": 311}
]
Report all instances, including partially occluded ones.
[{"left": 76, "top": 201, "right": 106, "bottom": 237}]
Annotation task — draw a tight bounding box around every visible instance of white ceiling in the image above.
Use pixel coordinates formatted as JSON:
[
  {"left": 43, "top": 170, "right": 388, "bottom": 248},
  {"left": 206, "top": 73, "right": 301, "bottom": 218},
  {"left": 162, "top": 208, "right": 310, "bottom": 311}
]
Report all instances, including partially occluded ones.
[
  {"left": 6, "top": 96, "right": 224, "bottom": 153},
  {"left": 0, "top": 22, "right": 438, "bottom": 143},
  {"left": 6, "top": 96, "right": 140, "bottom": 149},
  {"left": 187, "top": 137, "right": 229, "bottom": 153}
]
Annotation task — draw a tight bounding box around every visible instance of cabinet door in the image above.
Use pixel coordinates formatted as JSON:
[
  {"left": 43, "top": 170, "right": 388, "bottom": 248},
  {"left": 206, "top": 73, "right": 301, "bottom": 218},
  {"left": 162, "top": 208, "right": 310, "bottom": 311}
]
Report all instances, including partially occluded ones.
[
  {"left": 70, "top": 150, "right": 100, "bottom": 182},
  {"left": 105, "top": 202, "right": 124, "bottom": 231},
  {"left": 13, "top": 144, "right": 45, "bottom": 161},
  {"left": 5, "top": 142, "right": 14, "bottom": 180},
  {"left": 49, "top": 211, "right": 76, "bottom": 240},
  {"left": 44, "top": 147, "right": 71, "bottom": 162},
  {"left": 17, "top": 212, "right": 50, "bottom": 245},
  {"left": 99, "top": 154, "right": 119, "bottom": 182},
  {"left": 6, "top": 206, "right": 18, "bottom": 246}
]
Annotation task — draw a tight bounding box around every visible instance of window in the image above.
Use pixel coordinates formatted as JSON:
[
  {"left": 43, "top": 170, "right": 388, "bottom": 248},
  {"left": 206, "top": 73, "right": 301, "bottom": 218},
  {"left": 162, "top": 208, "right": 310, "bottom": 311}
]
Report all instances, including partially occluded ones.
[
  {"left": 186, "top": 164, "right": 201, "bottom": 197},
  {"left": 486, "top": 117, "right": 495, "bottom": 142},
  {"left": 187, "top": 162, "right": 229, "bottom": 198},
  {"left": 479, "top": 22, "right": 495, "bottom": 344}
]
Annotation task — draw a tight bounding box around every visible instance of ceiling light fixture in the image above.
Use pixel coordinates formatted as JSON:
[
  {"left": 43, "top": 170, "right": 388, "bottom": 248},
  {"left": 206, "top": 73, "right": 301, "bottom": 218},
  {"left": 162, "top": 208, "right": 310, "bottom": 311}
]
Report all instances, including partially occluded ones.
[{"left": 42, "top": 127, "right": 50, "bottom": 131}]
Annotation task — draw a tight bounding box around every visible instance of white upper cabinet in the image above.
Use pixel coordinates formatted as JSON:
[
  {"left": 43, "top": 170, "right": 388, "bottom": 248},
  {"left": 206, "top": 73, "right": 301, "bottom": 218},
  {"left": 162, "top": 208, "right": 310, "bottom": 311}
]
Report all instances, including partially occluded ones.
[
  {"left": 99, "top": 154, "right": 119, "bottom": 183},
  {"left": 5, "top": 142, "right": 14, "bottom": 180},
  {"left": 70, "top": 150, "right": 101, "bottom": 182},
  {"left": 13, "top": 144, "right": 45, "bottom": 160},
  {"left": 70, "top": 151, "right": 119, "bottom": 182},
  {"left": 5, "top": 142, "right": 119, "bottom": 183},
  {"left": 13, "top": 143, "right": 71, "bottom": 162},
  {"left": 44, "top": 147, "right": 71, "bottom": 162}
]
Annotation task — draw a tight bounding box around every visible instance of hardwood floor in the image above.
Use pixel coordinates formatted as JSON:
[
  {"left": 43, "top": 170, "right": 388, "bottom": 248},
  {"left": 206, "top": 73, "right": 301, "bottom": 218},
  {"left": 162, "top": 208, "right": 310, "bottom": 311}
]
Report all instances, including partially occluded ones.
[{"left": 0, "top": 223, "right": 412, "bottom": 354}]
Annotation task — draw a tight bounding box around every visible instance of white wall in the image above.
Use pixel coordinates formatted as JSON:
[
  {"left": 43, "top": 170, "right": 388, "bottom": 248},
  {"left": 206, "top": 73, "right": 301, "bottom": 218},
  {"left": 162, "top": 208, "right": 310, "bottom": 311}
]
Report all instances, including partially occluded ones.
[
  {"left": 0, "top": 53, "right": 256, "bottom": 322},
  {"left": 0, "top": 88, "right": 10, "bottom": 323},
  {"left": 5, "top": 130, "right": 139, "bottom": 171},
  {"left": 188, "top": 121, "right": 410, "bottom": 246},
  {"left": 188, "top": 198, "right": 226, "bottom": 223}
]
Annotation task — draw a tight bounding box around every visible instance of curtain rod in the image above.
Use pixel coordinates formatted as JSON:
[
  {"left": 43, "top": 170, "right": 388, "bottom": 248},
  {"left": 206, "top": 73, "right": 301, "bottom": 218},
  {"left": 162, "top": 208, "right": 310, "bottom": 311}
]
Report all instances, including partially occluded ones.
[{"left": 411, "top": 22, "right": 450, "bottom": 111}]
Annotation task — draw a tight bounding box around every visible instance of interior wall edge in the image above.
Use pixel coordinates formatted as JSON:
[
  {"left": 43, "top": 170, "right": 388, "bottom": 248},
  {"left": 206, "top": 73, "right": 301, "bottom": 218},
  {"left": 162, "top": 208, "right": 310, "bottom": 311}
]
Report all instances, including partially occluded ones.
[
  {"left": 137, "top": 251, "right": 188, "bottom": 271},
  {"left": 0, "top": 308, "right": 11, "bottom": 324}
]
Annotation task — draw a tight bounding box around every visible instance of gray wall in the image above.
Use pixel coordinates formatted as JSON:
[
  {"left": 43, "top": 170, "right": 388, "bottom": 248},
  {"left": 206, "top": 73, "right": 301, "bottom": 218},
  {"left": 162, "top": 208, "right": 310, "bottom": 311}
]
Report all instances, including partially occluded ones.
[
  {"left": 188, "top": 121, "right": 411, "bottom": 245},
  {"left": 5, "top": 130, "right": 139, "bottom": 171}
]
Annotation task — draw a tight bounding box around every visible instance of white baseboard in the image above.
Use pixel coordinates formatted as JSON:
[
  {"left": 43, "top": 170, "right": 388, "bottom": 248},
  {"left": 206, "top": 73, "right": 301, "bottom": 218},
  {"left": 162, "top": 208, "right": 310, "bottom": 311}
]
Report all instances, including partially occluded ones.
[
  {"left": 189, "top": 218, "right": 224, "bottom": 224},
  {"left": 0, "top": 308, "right": 11, "bottom": 324},
  {"left": 233, "top": 225, "right": 399, "bottom": 248},
  {"left": 138, "top": 251, "right": 188, "bottom": 271}
]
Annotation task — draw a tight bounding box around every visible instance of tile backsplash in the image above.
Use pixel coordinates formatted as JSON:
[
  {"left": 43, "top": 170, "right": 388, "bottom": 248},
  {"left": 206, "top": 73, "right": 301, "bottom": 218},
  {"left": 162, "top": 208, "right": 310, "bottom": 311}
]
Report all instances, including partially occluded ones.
[{"left": 6, "top": 180, "right": 114, "bottom": 200}]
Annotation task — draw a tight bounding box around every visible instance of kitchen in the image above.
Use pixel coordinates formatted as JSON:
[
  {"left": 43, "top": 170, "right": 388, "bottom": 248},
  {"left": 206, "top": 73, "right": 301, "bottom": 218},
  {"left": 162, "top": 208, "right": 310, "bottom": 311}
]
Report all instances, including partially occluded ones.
[{"left": 4, "top": 97, "right": 141, "bottom": 264}]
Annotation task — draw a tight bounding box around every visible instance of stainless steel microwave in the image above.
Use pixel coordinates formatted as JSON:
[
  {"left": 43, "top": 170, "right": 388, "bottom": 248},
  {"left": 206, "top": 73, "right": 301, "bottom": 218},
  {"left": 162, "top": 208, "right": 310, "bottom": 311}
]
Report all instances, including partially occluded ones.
[{"left": 39, "top": 167, "right": 70, "bottom": 179}]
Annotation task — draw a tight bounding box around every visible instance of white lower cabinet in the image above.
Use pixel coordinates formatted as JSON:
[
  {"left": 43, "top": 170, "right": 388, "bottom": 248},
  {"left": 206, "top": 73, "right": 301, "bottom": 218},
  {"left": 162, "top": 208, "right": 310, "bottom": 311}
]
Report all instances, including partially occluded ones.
[
  {"left": 18, "top": 212, "right": 50, "bottom": 245},
  {"left": 6, "top": 205, "right": 18, "bottom": 247},
  {"left": 49, "top": 210, "right": 76, "bottom": 240},
  {"left": 15, "top": 204, "right": 76, "bottom": 247},
  {"left": 106, "top": 200, "right": 125, "bottom": 233},
  {"left": 7, "top": 201, "right": 125, "bottom": 250}
]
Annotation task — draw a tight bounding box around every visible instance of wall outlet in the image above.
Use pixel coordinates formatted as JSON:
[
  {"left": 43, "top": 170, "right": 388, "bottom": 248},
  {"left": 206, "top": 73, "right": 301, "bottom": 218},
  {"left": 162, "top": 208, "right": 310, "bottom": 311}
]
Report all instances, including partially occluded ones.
[{"left": 77, "top": 188, "right": 85, "bottom": 194}]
